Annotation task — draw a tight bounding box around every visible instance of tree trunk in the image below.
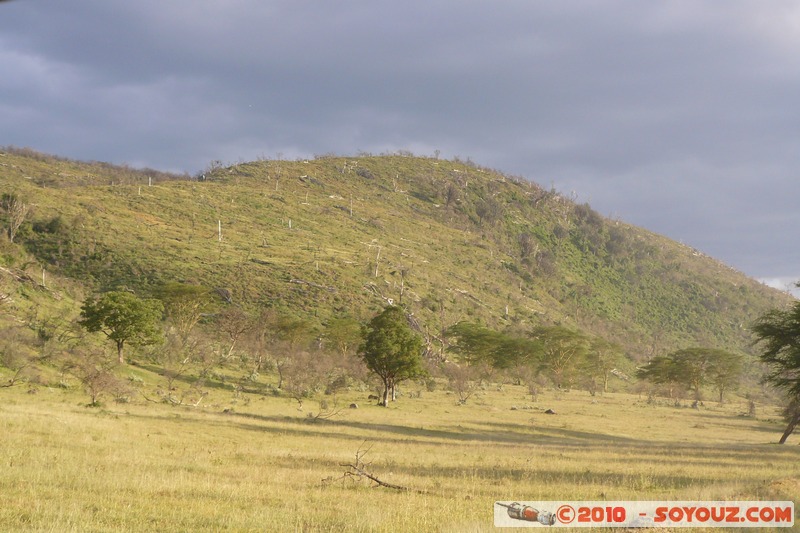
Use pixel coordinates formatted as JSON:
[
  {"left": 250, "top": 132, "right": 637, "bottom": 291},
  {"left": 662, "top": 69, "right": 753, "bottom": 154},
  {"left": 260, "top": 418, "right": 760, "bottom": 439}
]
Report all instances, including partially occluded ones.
[
  {"left": 116, "top": 340, "right": 124, "bottom": 364},
  {"left": 380, "top": 378, "right": 390, "bottom": 407},
  {"left": 692, "top": 384, "right": 701, "bottom": 401},
  {"left": 779, "top": 411, "right": 800, "bottom": 444}
]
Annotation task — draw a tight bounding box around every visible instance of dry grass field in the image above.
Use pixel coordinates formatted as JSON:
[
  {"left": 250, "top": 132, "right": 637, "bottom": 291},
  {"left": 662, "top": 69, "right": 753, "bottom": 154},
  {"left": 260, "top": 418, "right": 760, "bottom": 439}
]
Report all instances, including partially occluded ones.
[{"left": 1, "top": 382, "right": 799, "bottom": 532}]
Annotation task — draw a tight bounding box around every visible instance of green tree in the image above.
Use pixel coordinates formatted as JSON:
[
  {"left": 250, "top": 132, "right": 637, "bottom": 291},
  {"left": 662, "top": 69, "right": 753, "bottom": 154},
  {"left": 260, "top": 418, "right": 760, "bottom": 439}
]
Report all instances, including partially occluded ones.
[
  {"left": 705, "top": 349, "right": 744, "bottom": 403},
  {"left": 79, "top": 291, "right": 164, "bottom": 364},
  {"left": 669, "top": 348, "right": 717, "bottom": 400},
  {"left": 637, "top": 355, "right": 679, "bottom": 383},
  {"left": 447, "top": 322, "right": 540, "bottom": 369},
  {"left": 580, "top": 337, "right": 624, "bottom": 394},
  {"left": 475, "top": 197, "right": 502, "bottom": 226},
  {"left": 324, "top": 317, "right": 362, "bottom": 357},
  {"left": 753, "top": 303, "right": 800, "bottom": 443},
  {"left": 533, "top": 326, "right": 588, "bottom": 388},
  {"left": 637, "top": 347, "right": 743, "bottom": 403},
  {"left": 636, "top": 354, "right": 685, "bottom": 401},
  {"left": 358, "top": 306, "right": 424, "bottom": 407},
  {"left": 275, "top": 316, "right": 315, "bottom": 351},
  {"left": 154, "top": 282, "right": 214, "bottom": 345}
]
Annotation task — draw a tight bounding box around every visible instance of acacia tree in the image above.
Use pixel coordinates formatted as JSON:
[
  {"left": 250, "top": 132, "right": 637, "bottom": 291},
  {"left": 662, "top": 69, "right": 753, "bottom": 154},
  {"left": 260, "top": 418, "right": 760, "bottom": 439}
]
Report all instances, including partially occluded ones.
[
  {"left": 533, "top": 326, "right": 588, "bottom": 388},
  {"left": 324, "top": 316, "right": 362, "bottom": 357},
  {"left": 669, "top": 348, "right": 717, "bottom": 400},
  {"left": 155, "top": 282, "right": 214, "bottom": 345},
  {"left": 635, "top": 354, "right": 685, "bottom": 402},
  {"left": 358, "top": 306, "right": 425, "bottom": 407},
  {"left": 706, "top": 349, "right": 744, "bottom": 403},
  {"left": 581, "top": 337, "right": 624, "bottom": 394},
  {"left": 753, "top": 303, "right": 800, "bottom": 443},
  {"left": 447, "top": 322, "right": 504, "bottom": 365},
  {"left": 79, "top": 291, "right": 164, "bottom": 364},
  {"left": 446, "top": 322, "right": 541, "bottom": 369},
  {"left": 275, "top": 316, "right": 315, "bottom": 350},
  {"left": 273, "top": 315, "right": 315, "bottom": 389},
  {"left": 637, "top": 347, "right": 742, "bottom": 403}
]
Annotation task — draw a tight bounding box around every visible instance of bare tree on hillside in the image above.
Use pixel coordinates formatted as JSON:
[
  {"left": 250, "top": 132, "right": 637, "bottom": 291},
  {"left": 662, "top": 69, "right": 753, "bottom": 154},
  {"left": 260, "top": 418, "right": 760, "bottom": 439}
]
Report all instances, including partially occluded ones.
[
  {"left": 282, "top": 349, "right": 331, "bottom": 410},
  {"left": 1, "top": 192, "right": 30, "bottom": 243},
  {"left": 216, "top": 306, "right": 254, "bottom": 360},
  {"left": 0, "top": 327, "right": 39, "bottom": 387},
  {"left": 63, "top": 346, "right": 129, "bottom": 406}
]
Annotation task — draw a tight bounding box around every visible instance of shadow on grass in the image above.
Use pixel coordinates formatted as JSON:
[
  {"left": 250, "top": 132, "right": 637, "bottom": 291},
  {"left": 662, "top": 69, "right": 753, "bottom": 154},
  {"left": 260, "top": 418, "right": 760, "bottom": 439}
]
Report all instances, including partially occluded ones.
[
  {"left": 686, "top": 411, "right": 784, "bottom": 434},
  {"left": 122, "top": 407, "right": 642, "bottom": 451},
  {"left": 237, "top": 447, "right": 720, "bottom": 493},
  {"left": 131, "top": 362, "right": 270, "bottom": 395},
  {"left": 223, "top": 411, "right": 645, "bottom": 448},
  {"left": 219, "top": 412, "right": 800, "bottom": 466},
  {"left": 119, "top": 408, "right": 800, "bottom": 497}
]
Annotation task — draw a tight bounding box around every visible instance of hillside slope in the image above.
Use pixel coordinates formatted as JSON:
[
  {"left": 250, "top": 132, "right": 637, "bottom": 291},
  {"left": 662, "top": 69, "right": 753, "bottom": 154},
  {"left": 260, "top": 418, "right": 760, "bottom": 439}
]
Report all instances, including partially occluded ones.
[{"left": 0, "top": 148, "right": 792, "bottom": 360}]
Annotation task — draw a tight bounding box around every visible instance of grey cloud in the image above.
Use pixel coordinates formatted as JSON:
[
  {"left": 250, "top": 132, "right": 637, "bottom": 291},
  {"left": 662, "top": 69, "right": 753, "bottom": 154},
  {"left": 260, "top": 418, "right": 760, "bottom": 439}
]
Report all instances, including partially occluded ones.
[{"left": 2, "top": 1, "right": 800, "bottom": 282}]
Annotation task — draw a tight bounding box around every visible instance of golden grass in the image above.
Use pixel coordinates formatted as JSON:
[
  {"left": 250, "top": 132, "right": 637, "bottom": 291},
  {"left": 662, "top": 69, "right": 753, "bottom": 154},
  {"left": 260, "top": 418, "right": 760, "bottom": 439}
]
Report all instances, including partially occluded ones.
[{"left": 1, "top": 385, "right": 799, "bottom": 532}]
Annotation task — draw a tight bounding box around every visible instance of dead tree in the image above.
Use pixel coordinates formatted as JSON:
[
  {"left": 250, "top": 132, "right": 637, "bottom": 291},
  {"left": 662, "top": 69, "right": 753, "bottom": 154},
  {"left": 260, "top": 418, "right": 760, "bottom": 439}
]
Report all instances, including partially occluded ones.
[{"left": 1, "top": 193, "right": 30, "bottom": 243}]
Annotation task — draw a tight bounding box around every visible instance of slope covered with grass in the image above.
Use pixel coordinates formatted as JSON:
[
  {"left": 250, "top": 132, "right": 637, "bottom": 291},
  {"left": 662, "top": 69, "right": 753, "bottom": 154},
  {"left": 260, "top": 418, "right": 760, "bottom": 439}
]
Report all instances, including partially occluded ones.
[{"left": 0, "top": 148, "right": 791, "bottom": 360}]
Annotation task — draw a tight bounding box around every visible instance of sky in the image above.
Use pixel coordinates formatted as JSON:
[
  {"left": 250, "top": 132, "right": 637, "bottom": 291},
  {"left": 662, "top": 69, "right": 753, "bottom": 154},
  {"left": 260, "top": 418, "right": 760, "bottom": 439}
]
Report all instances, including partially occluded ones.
[{"left": 1, "top": 1, "right": 799, "bottom": 292}]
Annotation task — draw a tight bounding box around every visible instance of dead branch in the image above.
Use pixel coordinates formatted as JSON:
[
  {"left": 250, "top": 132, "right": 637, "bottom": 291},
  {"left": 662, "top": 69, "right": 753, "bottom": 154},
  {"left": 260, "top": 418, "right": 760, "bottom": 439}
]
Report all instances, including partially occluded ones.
[
  {"left": 333, "top": 443, "right": 428, "bottom": 495},
  {"left": 306, "top": 397, "right": 345, "bottom": 422},
  {"left": 342, "top": 462, "right": 423, "bottom": 493},
  {"left": 0, "top": 265, "right": 35, "bottom": 284},
  {"left": 289, "top": 279, "right": 336, "bottom": 292}
]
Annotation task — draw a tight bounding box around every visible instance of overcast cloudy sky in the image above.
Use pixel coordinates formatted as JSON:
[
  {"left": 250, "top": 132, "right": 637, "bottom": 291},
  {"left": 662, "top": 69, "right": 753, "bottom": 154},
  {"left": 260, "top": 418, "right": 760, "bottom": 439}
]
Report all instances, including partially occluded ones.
[{"left": 2, "top": 1, "right": 799, "bottom": 291}]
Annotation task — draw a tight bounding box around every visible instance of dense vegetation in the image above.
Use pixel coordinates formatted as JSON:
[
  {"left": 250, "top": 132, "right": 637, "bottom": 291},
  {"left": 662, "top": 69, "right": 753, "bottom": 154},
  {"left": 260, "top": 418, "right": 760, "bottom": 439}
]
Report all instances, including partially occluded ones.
[{"left": 0, "top": 146, "right": 794, "bottom": 407}]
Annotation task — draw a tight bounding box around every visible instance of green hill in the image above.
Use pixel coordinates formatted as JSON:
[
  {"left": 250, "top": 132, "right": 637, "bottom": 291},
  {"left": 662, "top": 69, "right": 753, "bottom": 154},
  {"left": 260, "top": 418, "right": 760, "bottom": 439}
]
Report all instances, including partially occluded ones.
[{"left": 0, "top": 147, "right": 792, "bottom": 363}]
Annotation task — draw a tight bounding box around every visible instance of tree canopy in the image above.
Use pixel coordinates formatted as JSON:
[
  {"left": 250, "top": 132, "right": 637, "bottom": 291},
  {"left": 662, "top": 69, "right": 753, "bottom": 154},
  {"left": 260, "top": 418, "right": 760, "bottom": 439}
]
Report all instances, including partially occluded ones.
[
  {"left": 637, "top": 347, "right": 743, "bottom": 403},
  {"left": 753, "top": 303, "right": 800, "bottom": 443},
  {"left": 358, "top": 306, "right": 424, "bottom": 406},
  {"left": 154, "top": 282, "right": 214, "bottom": 344},
  {"left": 446, "top": 322, "right": 540, "bottom": 368},
  {"left": 324, "top": 317, "right": 362, "bottom": 357},
  {"left": 532, "top": 326, "right": 588, "bottom": 388},
  {"left": 581, "top": 337, "right": 624, "bottom": 393},
  {"left": 79, "top": 291, "right": 164, "bottom": 364}
]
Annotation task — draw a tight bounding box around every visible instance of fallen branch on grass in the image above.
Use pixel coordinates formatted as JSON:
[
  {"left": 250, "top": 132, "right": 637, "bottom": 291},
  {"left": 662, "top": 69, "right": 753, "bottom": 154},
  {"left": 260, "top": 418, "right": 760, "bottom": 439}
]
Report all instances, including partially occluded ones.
[
  {"left": 306, "top": 398, "right": 345, "bottom": 423},
  {"left": 289, "top": 278, "right": 336, "bottom": 292},
  {"left": 331, "top": 442, "right": 429, "bottom": 495}
]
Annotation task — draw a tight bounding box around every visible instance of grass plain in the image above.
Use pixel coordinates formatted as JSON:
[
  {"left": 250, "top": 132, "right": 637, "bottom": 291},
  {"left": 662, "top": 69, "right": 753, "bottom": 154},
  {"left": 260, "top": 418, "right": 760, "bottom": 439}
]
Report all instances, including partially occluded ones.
[{"left": 1, "top": 380, "right": 799, "bottom": 532}]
